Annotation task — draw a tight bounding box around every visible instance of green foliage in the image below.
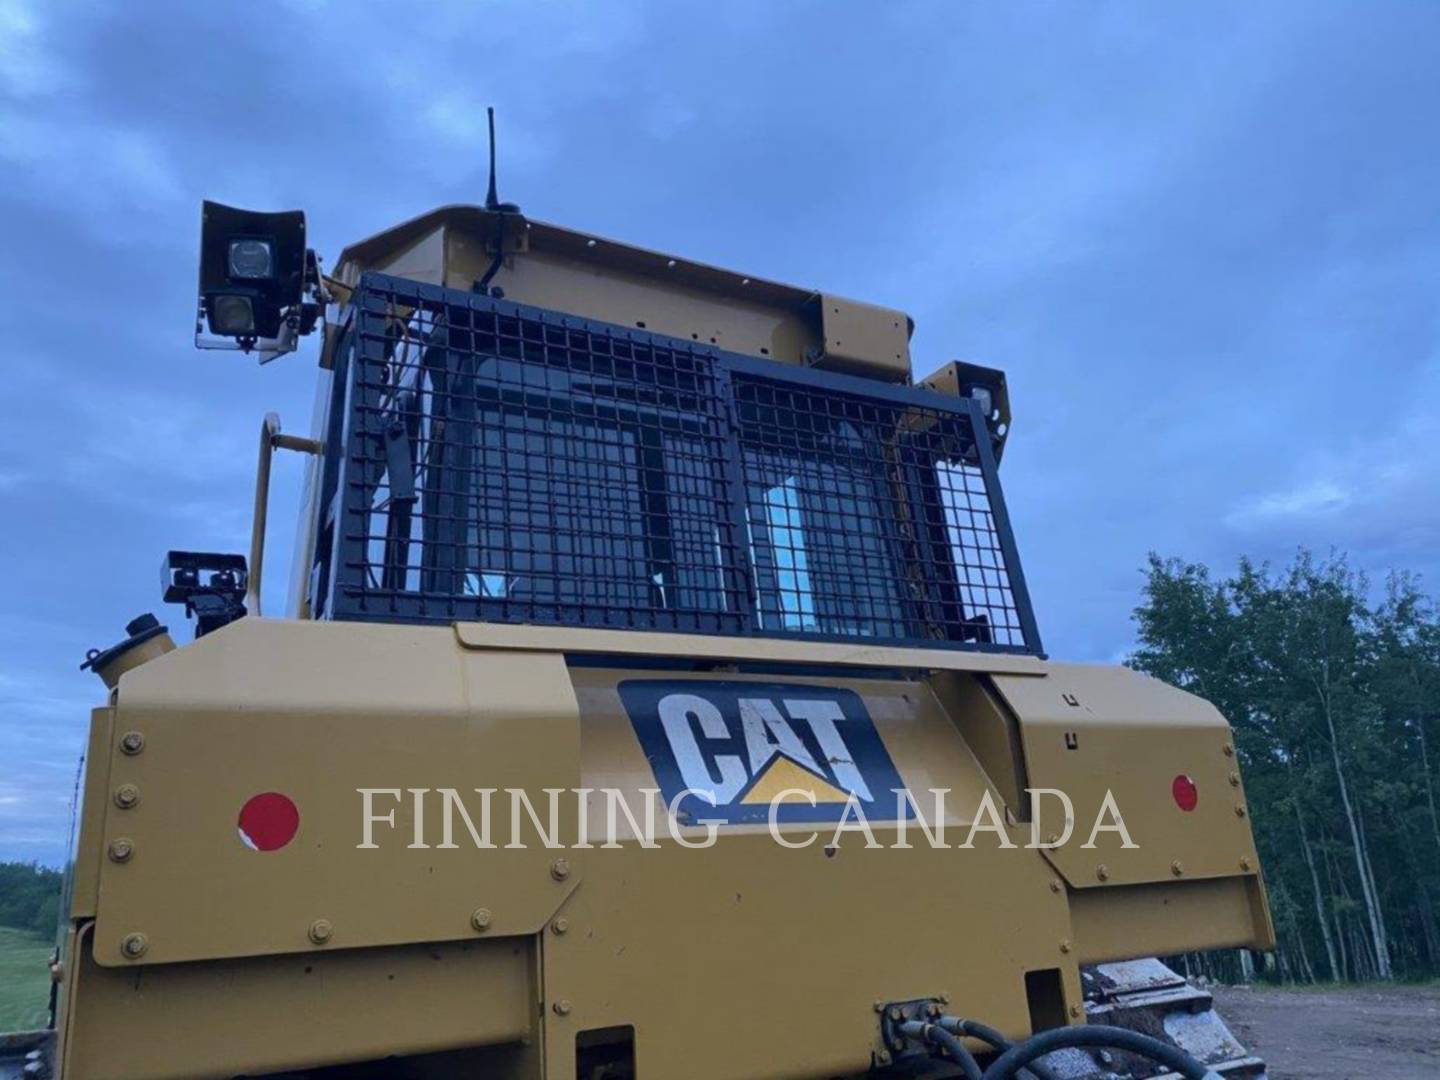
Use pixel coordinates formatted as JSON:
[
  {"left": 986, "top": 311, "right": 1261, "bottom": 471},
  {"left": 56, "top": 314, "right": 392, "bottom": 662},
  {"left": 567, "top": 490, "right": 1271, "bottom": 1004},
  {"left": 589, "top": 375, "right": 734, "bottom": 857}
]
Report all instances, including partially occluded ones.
[
  {"left": 1131, "top": 550, "right": 1440, "bottom": 982},
  {"left": 0, "top": 863, "right": 60, "bottom": 1030},
  {"left": 0, "top": 862, "right": 63, "bottom": 940},
  {"left": 0, "top": 927, "right": 51, "bottom": 1031}
]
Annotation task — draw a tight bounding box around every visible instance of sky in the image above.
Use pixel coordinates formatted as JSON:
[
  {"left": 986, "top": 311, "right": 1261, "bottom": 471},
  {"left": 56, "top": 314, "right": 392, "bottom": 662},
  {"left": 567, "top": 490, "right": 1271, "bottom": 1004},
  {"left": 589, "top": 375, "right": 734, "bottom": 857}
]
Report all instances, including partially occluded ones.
[{"left": 1, "top": 1, "right": 1437, "bottom": 866}]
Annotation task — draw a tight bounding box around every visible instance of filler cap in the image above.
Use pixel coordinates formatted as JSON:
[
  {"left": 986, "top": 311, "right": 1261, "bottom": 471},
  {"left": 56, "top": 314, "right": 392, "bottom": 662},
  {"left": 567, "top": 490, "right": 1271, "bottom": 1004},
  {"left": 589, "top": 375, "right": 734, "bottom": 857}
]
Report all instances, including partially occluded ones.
[{"left": 81, "top": 613, "right": 175, "bottom": 689}]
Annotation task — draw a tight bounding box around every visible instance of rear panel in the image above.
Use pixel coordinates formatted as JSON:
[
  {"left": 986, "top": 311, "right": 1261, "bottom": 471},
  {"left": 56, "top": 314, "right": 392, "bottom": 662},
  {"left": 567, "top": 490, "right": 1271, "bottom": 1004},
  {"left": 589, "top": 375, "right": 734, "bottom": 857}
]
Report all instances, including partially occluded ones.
[{"left": 61, "top": 618, "right": 1271, "bottom": 1080}]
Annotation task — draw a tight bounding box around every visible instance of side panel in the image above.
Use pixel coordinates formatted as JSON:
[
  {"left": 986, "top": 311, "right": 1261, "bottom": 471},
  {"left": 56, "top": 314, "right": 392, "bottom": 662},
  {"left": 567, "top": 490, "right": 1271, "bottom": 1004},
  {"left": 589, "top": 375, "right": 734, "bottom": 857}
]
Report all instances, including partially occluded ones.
[
  {"left": 929, "top": 670, "right": 1031, "bottom": 817},
  {"left": 816, "top": 294, "right": 910, "bottom": 379},
  {"left": 90, "top": 619, "right": 581, "bottom": 967},
  {"left": 68, "top": 708, "right": 114, "bottom": 921},
  {"left": 63, "top": 928, "right": 536, "bottom": 1080},
  {"left": 992, "top": 665, "right": 1267, "bottom": 894},
  {"left": 1070, "top": 877, "right": 1272, "bottom": 964}
]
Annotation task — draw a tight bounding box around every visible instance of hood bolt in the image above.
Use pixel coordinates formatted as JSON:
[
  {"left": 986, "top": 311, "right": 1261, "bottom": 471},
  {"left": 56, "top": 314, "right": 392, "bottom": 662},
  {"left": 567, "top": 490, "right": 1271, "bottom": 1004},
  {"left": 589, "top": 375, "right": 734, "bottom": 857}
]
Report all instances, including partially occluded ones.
[{"left": 108, "top": 838, "right": 134, "bottom": 863}]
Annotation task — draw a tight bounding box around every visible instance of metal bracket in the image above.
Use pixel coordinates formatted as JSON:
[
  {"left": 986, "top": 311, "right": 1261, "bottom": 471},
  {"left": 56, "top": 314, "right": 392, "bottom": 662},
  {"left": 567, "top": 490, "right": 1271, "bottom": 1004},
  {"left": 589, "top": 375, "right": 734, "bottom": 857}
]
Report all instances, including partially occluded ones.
[{"left": 879, "top": 997, "right": 948, "bottom": 1061}]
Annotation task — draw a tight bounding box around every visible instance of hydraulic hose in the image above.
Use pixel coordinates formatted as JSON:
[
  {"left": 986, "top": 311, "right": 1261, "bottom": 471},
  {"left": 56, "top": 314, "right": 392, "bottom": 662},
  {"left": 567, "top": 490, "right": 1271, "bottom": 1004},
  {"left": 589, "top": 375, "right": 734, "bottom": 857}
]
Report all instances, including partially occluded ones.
[
  {"left": 927, "top": 1026, "right": 983, "bottom": 1080},
  {"left": 936, "top": 1018, "right": 1060, "bottom": 1080},
  {"left": 978, "top": 1023, "right": 1222, "bottom": 1080},
  {"left": 896, "top": 1021, "right": 982, "bottom": 1080}
]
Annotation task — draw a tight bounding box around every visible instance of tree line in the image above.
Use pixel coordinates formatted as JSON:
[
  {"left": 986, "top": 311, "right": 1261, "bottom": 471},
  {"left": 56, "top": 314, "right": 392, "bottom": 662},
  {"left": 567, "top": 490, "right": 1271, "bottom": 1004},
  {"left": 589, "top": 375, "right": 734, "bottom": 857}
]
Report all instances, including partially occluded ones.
[
  {"left": 1130, "top": 549, "right": 1440, "bottom": 982},
  {"left": 0, "top": 862, "right": 62, "bottom": 940}
]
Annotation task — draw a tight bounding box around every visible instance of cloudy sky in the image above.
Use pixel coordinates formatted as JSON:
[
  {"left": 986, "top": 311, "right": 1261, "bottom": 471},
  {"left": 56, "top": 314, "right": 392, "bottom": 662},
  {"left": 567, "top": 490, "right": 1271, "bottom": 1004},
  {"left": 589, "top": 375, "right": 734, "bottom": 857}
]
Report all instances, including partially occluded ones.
[{"left": 2, "top": 1, "right": 1437, "bottom": 865}]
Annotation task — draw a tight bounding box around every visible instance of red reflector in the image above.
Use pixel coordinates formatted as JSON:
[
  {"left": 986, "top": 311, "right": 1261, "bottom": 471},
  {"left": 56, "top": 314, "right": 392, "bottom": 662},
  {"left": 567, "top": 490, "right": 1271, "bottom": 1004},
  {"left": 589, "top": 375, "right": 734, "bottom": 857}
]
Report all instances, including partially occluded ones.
[
  {"left": 1172, "top": 774, "right": 1199, "bottom": 812},
  {"left": 238, "top": 792, "right": 300, "bottom": 851}
]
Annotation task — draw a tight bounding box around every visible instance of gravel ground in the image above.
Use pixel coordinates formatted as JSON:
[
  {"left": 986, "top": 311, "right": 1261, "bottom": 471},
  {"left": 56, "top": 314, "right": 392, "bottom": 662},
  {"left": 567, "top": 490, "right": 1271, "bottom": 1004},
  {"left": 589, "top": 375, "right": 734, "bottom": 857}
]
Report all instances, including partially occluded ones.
[{"left": 1213, "top": 984, "right": 1440, "bottom": 1079}]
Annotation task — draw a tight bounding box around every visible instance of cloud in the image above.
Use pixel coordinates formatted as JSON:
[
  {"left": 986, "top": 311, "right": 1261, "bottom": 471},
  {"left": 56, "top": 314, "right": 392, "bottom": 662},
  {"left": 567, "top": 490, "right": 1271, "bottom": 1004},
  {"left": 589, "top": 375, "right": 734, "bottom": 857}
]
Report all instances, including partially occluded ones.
[
  {"left": 0, "top": 669, "right": 92, "bottom": 724},
  {"left": 5, "top": 358, "right": 253, "bottom": 505},
  {"left": 0, "top": 665, "right": 90, "bottom": 864},
  {"left": 1221, "top": 355, "right": 1439, "bottom": 565},
  {"left": 0, "top": 0, "right": 68, "bottom": 98},
  {"left": 0, "top": 3, "right": 182, "bottom": 231},
  {"left": 0, "top": 109, "right": 185, "bottom": 223},
  {"left": 644, "top": 95, "right": 699, "bottom": 141},
  {"left": 1227, "top": 480, "right": 1353, "bottom": 527}
]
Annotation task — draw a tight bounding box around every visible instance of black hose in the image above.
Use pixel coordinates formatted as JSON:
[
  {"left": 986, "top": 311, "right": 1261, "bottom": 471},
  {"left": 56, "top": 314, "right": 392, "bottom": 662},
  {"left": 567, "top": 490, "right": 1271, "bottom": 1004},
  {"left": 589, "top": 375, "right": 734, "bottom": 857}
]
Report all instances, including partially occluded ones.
[
  {"left": 925, "top": 1026, "right": 983, "bottom": 1080},
  {"left": 979, "top": 1023, "right": 1220, "bottom": 1080},
  {"left": 896, "top": 1020, "right": 982, "bottom": 1080},
  {"left": 937, "top": 1018, "right": 1060, "bottom": 1080},
  {"left": 948, "top": 1020, "right": 1011, "bottom": 1052}
]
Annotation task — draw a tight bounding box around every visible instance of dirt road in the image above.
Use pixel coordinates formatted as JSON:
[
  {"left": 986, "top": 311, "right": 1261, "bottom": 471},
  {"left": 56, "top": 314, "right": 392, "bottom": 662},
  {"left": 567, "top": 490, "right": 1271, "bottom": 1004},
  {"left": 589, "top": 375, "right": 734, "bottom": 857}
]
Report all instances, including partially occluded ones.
[{"left": 1214, "top": 984, "right": 1440, "bottom": 1079}]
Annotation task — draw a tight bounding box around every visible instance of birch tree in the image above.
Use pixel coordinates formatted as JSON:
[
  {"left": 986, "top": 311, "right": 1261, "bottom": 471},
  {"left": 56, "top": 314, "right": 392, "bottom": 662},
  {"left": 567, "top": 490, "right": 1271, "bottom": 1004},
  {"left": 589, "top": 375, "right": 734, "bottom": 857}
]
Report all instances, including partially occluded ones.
[{"left": 1132, "top": 550, "right": 1440, "bottom": 982}]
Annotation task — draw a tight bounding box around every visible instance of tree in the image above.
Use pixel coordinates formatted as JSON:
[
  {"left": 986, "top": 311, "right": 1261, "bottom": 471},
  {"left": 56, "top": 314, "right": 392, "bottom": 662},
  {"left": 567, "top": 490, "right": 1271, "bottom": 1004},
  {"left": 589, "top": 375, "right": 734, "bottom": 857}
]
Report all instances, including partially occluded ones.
[
  {"left": 0, "top": 862, "right": 63, "bottom": 940},
  {"left": 1130, "top": 550, "right": 1440, "bottom": 982}
]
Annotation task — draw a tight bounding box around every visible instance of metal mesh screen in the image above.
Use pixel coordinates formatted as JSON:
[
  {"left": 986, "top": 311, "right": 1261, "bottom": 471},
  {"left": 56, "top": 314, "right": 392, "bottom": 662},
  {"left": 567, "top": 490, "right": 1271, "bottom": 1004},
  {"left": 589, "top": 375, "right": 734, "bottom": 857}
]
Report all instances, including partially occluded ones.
[
  {"left": 734, "top": 379, "right": 1028, "bottom": 647},
  {"left": 319, "top": 274, "right": 1038, "bottom": 653}
]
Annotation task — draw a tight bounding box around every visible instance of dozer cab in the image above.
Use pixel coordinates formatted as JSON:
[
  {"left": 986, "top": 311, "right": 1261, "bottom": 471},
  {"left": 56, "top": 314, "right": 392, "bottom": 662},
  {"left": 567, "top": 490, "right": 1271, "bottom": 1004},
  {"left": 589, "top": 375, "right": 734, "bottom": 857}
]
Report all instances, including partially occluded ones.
[{"left": 12, "top": 127, "right": 1274, "bottom": 1080}]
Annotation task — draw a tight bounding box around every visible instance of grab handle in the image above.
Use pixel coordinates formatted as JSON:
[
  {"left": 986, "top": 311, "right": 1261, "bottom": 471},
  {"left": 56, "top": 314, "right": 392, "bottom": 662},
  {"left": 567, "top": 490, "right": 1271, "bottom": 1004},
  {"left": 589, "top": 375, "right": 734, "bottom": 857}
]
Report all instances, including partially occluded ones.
[{"left": 247, "top": 413, "right": 323, "bottom": 616}]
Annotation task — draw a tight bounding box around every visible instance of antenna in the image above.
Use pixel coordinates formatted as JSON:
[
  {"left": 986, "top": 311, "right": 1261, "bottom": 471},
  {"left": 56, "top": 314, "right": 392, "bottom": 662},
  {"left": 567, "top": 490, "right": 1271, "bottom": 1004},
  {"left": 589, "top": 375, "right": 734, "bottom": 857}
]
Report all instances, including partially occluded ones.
[
  {"left": 477, "top": 107, "right": 520, "bottom": 294},
  {"left": 485, "top": 107, "right": 519, "bottom": 214},
  {"left": 485, "top": 107, "right": 500, "bottom": 210}
]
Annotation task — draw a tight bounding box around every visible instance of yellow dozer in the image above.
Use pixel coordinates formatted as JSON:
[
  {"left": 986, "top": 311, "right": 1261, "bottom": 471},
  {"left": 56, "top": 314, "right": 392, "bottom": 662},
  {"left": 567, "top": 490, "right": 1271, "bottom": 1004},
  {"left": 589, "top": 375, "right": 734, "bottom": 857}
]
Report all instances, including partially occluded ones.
[{"left": 17, "top": 141, "right": 1274, "bottom": 1080}]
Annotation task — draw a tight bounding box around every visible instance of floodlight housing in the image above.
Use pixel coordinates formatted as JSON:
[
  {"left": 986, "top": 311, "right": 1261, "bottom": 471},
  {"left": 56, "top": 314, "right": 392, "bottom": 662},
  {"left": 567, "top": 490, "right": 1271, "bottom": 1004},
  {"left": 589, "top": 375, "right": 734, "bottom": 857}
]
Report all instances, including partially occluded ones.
[{"left": 195, "top": 201, "right": 307, "bottom": 355}]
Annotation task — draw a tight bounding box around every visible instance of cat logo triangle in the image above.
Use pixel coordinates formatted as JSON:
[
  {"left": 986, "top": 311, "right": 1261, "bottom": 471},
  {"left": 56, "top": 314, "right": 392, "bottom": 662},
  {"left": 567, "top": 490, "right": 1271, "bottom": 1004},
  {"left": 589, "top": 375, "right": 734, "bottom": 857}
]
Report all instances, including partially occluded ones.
[{"left": 740, "top": 755, "right": 852, "bottom": 805}]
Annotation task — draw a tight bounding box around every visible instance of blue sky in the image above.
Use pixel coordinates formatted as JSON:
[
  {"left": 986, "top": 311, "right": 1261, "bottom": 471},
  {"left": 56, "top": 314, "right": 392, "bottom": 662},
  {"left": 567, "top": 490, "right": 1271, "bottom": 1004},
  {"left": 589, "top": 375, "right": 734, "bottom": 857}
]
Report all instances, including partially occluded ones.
[{"left": 2, "top": 1, "right": 1437, "bottom": 865}]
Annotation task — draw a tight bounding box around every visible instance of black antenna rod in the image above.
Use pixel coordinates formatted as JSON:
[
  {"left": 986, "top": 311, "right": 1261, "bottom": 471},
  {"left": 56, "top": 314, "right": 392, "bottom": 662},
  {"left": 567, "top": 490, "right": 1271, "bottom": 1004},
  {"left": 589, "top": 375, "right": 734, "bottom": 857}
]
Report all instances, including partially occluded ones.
[
  {"left": 484, "top": 107, "right": 520, "bottom": 215},
  {"left": 485, "top": 107, "right": 500, "bottom": 211},
  {"left": 477, "top": 107, "right": 520, "bottom": 293}
]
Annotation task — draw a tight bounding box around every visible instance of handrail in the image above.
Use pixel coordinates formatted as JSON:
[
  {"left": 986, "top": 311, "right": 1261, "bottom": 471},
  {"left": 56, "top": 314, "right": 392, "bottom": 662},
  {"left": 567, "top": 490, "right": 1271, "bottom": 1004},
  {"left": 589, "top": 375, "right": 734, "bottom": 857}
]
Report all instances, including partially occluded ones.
[{"left": 247, "top": 413, "right": 323, "bottom": 617}]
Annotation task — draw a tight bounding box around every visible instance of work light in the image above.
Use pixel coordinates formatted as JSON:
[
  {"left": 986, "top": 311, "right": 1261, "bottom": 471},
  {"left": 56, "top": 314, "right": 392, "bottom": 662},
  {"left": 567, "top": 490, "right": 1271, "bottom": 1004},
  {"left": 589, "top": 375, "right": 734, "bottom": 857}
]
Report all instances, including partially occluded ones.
[
  {"left": 207, "top": 294, "right": 257, "bottom": 335},
  {"left": 227, "top": 238, "right": 274, "bottom": 280},
  {"left": 969, "top": 385, "right": 994, "bottom": 419}
]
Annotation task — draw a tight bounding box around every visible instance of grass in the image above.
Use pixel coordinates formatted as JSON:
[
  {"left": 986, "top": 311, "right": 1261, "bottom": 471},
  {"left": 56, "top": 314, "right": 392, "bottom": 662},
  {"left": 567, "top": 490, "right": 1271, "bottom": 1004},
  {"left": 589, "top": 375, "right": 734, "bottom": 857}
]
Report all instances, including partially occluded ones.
[{"left": 0, "top": 926, "right": 52, "bottom": 1031}]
